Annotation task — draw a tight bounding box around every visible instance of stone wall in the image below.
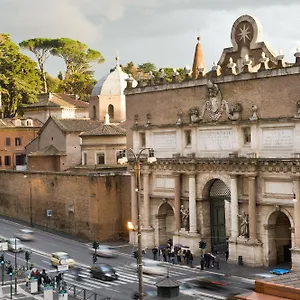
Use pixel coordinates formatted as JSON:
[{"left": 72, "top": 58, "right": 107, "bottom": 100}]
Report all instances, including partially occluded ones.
[{"left": 0, "top": 170, "right": 131, "bottom": 242}]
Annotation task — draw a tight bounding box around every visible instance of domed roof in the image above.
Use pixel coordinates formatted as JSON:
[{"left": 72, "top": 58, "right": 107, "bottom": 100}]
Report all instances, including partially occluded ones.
[{"left": 91, "top": 58, "right": 136, "bottom": 96}]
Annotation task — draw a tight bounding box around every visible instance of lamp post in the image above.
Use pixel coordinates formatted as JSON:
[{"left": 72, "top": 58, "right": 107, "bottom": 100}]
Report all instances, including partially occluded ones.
[{"left": 118, "top": 148, "right": 156, "bottom": 300}]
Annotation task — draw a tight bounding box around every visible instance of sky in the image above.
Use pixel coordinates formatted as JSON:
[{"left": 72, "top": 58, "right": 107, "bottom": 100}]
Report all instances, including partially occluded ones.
[{"left": 1, "top": 0, "right": 300, "bottom": 81}]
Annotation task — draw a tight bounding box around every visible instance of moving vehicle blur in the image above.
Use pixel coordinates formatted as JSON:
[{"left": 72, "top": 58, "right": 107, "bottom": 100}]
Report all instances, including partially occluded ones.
[
  {"left": 195, "top": 274, "right": 230, "bottom": 289},
  {"left": 14, "top": 229, "right": 35, "bottom": 241},
  {"left": 130, "top": 259, "right": 166, "bottom": 275},
  {"left": 89, "top": 245, "right": 117, "bottom": 258},
  {"left": 50, "top": 252, "right": 75, "bottom": 268},
  {"left": 90, "top": 263, "right": 118, "bottom": 281},
  {"left": 7, "top": 238, "right": 24, "bottom": 252}
]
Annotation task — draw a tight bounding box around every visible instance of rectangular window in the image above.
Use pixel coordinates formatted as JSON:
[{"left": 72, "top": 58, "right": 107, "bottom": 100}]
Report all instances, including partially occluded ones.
[
  {"left": 116, "top": 150, "right": 123, "bottom": 163},
  {"left": 96, "top": 153, "right": 105, "bottom": 165},
  {"left": 0, "top": 157, "right": 2, "bottom": 166},
  {"left": 185, "top": 130, "right": 192, "bottom": 146},
  {"left": 16, "top": 154, "right": 26, "bottom": 165},
  {"left": 15, "top": 137, "right": 22, "bottom": 146},
  {"left": 5, "top": 138, "right": 10, "bottom": 146},
  {"left": 4, "top": 156, "right": 11, "bottom": 166},
  {"left": 243, "top": 127, "right": 251, "bottom": 144},
  {"left": 139, "top": 132, "right": 146, "bottom": 148}
]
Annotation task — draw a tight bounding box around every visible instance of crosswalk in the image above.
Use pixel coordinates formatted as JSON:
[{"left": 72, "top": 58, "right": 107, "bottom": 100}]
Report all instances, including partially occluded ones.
[{"left": 63, "top": 262, "right": 197, "bottom": 290}]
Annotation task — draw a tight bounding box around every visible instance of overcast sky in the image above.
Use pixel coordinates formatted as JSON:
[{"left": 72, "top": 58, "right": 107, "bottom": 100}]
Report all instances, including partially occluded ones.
[{"left": 1, "top": 0, "right": 300, "bottom": 81}]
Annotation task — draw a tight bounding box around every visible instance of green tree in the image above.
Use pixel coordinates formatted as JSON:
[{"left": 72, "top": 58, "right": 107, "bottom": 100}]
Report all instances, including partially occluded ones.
[
  {"left": 0, "top": 34, "right": 41, "bottom": 117},
  {"left": 137, "top": 62, "right": 156, "bottom": 74},
  {"left": 51, "top": 38, "right": 104, "bottom": 79},
  {"left": 19, "top": 38, "right": 58, "bottom": 93}
]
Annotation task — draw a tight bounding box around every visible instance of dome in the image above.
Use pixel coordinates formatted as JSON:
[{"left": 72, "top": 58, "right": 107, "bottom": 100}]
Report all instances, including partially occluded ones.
[{"left": 91, "top": 59, "right": 137, "bottom": 96}]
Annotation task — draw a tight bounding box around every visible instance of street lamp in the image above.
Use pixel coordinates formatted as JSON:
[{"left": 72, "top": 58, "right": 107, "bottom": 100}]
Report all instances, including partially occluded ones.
[{"left": 118, "top": 148, "right": 156, "bottom": 300}]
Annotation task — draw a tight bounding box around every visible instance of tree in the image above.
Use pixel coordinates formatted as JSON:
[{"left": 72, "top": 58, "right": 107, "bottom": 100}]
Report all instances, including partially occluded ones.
[
  {"left": 121, "top": 61, "right": 137, "bottom": 77},
  {"left": 19, "top": 38, "right": 58, "bottom": 93},
  {"left": 137, "top": 62, "right": 156, "bottom": 74},
  {"left": 50, "top": 38, "right": 104, "bottom": 79},
  {"left": 0, "top": 34, "right": 41, "bottom": 117}
]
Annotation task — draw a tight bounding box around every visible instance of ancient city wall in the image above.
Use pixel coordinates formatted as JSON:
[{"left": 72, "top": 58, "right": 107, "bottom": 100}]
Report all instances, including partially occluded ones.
[{"left": 0, "top": 170, "right": 131, "bottom": 242}]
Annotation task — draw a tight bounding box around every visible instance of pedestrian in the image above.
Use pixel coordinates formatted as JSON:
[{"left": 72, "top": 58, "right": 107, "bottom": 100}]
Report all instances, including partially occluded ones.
[
  {"left": 152, "top": 246, "right": 158, "bottom": 261},
  {"left": 171, "top": 250, "right": 175, "bottom": 264},
  {"left": 209, "top": 253, "right": 216, "bottom": 268},
  {"left": 186, "top": 250, "right": 191, "bottom": 265},
  {"left": 200, "top": 254, "right": 205, "bottom": 270},
  {"left": 204, "top": 252, "right": 209, "bottom": 268},
  {"left": 215, "top": 252, "right": 220, "bottom": 269},
  {"left": 162, "top": 248, "right": 167, "bottom": 262},
  {"left": 188, "top": 252, "right": 194, "bottom": 267},
  {"left": 177, "top": 248, "right": 182, "bottom": 264}
]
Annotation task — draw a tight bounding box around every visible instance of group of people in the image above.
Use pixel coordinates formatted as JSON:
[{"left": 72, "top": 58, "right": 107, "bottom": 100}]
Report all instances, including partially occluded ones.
[{"left": 152, "top": 242, "right": 194, "bottom": 267}]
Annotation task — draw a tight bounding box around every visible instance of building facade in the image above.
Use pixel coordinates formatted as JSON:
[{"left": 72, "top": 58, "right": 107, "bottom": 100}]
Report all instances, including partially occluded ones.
[{"left": 125, "top": 15, "right": 300, "bottom": 269}]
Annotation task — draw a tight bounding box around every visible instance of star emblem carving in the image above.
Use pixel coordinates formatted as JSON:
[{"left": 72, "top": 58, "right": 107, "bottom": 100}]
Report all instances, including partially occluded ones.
[{"left": 238, "top": 24, "right": 251, "bottom": 43}]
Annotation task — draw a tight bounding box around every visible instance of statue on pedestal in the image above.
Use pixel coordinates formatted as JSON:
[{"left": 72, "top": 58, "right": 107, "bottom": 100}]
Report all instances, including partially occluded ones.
[
  {"left": 238, "top": 211, "right": 249, "bottom": 238},
  {"left": 180, "top": 205, "right": 189, "bottom": 231}
]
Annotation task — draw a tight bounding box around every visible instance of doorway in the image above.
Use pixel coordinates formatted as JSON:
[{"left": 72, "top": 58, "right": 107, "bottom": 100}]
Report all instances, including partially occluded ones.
[
  {"left": 157, "top": 203, "right": 175, "bottom": 246},
  {"left": 209, "top": 179, "right": 230, "bottom": 253}
]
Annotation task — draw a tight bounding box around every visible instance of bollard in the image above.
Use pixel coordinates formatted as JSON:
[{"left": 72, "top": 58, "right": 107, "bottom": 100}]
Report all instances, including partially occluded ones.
[{"left": 14, "top": 277, "right": 17, "bottom": 295}]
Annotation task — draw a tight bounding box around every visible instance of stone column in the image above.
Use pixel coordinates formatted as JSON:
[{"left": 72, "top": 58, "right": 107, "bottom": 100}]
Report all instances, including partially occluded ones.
[
  {"left": 130, "top": 171, "right": 137, "bottom": 227},
  {"left": 188, "top": 172, "right": 197, "bottom": 233},
  {"left": 174, "top": 174, "right": 181, "bottom": 231},
  {"left": 248, "top": 176, "right": 257, "bottom": 240},
  {"left": 293, "top": 177, "right": 300, "bottom": 248},
  {"left": 143, "top": 170, "right": 151, "bottom": 228},
  {"left": 230, "top": 175, "right": 239, "bottom": 239}
]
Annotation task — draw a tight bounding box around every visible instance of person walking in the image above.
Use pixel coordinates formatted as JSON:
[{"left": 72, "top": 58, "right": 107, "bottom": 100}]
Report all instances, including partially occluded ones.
[
  {"left": 200, "top": 254, "right": 205, "bottom": 270},
  {"left": 171, "top": 250, "right": 175, "bottom": 264},
  {"left": 152, "top": 246, "right": 158, "bottom": 260},
  {"left": 188, "top": 252, "right": 194, "bottom": 268},
  {"left": 204, "top": 252, "right": 210, "bottom": 268},
  {"left": 176, "top": 248, "right": 182, "bottom": 264},
  {"left": 215, "top": 252, "right": 220, "bottom": 269},
  {"left": 162, "top": 248, "right": 167, "bottom": 262}
]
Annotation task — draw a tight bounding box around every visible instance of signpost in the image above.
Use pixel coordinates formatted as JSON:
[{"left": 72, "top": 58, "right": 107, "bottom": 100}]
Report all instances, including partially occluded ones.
[
  {"left": 0, "top": 242, "right": 8, "bottom": 252},
  {"left": 57, "top": 265, "right": 68, "bottom": 273}
]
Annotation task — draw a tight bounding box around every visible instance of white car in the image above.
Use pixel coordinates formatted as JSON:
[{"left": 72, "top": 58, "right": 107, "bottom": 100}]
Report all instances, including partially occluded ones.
[
  {"left": 130, "top": 259, "right": 166, "bottom": 275},
  {"left": 14, "top": 229, "right": 35, "bottom": 241},
  {"left": 89, "top": 245, "right": 117, "bottom": 258},
  {"left": 7, "top": 238, "right": 24, "bottom": 252}
]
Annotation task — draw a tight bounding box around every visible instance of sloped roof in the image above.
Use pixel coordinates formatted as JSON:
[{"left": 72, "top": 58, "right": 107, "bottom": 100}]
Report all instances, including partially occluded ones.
[
  {"left": 0, "top": 118, "right": 43, "bottom": 128},
  {"left": 24, "top": 93, "right": 88, "bottom": 109},
  {"left": 28, "top": 144, "right": 66, "bottom": 157},
  {"left": 80, "top": 124, "right": 126, "bottom": 136},
  {"left": 156, "top": 276, "right": 180, "bottom": 287},
  {"left": 52, "top": 117, "right": 101, "bottom": 133}
]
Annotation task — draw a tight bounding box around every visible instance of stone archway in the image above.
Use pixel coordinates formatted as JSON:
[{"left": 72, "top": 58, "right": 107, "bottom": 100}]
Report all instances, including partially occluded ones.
[
  {"left": 209, "top": 179, "right": 231, "bottom": 253},
  {"left": 266, "top": 210, "right": 292, "bottom": 266},
  {"left": 157, "top": 202, "right": 175, "bottom": 246}
]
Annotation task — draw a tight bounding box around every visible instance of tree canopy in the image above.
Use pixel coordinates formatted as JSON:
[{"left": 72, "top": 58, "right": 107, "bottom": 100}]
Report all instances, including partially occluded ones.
[{"left": 0, "top": 34, "right": 41, "bottom": 117}]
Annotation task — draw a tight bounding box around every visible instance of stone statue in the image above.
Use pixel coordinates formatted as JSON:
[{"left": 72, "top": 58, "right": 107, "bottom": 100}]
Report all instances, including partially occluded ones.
[
  {"left": 180, "top": 204, "right": 189, "bottom": 231},
  {"left": 238, "top": 211, "right": 249, "bottom": 238}
]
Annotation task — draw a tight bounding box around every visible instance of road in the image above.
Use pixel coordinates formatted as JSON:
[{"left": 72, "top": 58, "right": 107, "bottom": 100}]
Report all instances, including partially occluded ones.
[{"left": 0, "top": 217, "right": 254, "bottom": 299}]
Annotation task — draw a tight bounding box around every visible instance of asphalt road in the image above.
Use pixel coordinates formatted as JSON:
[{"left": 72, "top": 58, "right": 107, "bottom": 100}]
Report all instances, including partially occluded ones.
[{"left": 0, "top": 217, "right": 254, "bottom": 299}]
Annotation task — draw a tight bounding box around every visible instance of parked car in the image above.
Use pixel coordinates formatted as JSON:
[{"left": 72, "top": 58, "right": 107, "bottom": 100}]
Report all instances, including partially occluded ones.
[
  {"left": 7, "top": 238, "right": 24, "bottom": 252},
  {"left": 50, "top": 252, "right": 75, "bottom": 268},
  {"left": 90, "top": 263, "right": 118, "bottom": 281},
  {"left": 14, "top": 229, "right": 35, "bottom": 241},
  {"left": 89, "top": 245, "right": 117, "bottom": 258}
]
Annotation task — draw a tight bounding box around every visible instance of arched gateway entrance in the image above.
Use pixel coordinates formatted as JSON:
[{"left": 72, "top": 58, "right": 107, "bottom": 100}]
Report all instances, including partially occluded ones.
[
  {"left": 209, "top": 179, "right": 230, "bottom": 253},
  {"left": 157, "top": 203, "right": 175, "bottom": 245},
  {"left": 267, "top": 211, "right": 292, "bottom": 266}
]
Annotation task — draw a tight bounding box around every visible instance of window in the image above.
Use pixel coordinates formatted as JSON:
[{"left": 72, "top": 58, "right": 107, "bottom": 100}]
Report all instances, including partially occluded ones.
[
  {"left": 92, "top": 105, "right": 96, "bottom": 120},
  {"left": 15, "top": 137, "right": 22, "bottom": 146},
  {"left": 96, "top": 153, "right": 105, "bottom": 165},
  {"left": 116, "top": 150, "right": 123, "bottom": 163},
  {"left": 26, "top": 119, "right": 33, "bottom": 126},
  {"left": 108, "top": 104, "right": 114, "bottom": 119},
  {"left": 16, "top": 154, "right": 26, "bottom": 165},
  {"left": 185, "top": 130, "right": 191, "bottom": 146},
  {"left": 5, "top": 138, "right": 10, "bottom": 146},
  {"left": 4, "top": 156, "right": 11, "bottom": 166},
  {"left": 139, "top": 132, "right": 146, "bottom": 148},
  {"left": 243, "top": 127, "right": 251, "bottom": 144},
  {"left": 0, "top": 157, "right": 2, "bottom": 166},
  {"left": 82, "top": 153, "right": 87, "bottom": 165}
]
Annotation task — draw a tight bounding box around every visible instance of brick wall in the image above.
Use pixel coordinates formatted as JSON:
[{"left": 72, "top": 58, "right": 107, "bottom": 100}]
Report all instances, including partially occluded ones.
[{"left": 0, "top": 171, "right": 131, "bottom": 242}]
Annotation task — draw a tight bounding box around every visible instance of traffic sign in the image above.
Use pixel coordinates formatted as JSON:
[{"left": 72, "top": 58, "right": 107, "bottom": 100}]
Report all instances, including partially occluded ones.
[{"left": 0, "top": 242, "right": 8, "bottom": 251}]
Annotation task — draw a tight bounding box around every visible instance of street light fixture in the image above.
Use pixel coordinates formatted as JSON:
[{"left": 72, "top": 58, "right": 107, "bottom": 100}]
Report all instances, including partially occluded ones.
[{"left": 118, "top": 147, "right": 156, "bottom": 300}]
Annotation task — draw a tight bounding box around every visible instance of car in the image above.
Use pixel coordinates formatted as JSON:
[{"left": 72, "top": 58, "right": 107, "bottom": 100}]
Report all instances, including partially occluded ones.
[
  {"left": 194, "top": 274, "right": 230, "bottom": 289},
  {"left": 89, "top": 245, "right": 117, "bottom": 258},
  {"left": 50, "top": 252, "right": 75, "bottom": 268},
  {"left": 130, "top": 259, "right": 166, "bottom": 275},
  {"left": 14, "top": 229, "right": 35, "bottom": 241},
  {"left": 90, "top": 263, "right": 118, "bottom": 281},
  {"left": 7, "top": 238, "right": 24, "bottom": 252}
]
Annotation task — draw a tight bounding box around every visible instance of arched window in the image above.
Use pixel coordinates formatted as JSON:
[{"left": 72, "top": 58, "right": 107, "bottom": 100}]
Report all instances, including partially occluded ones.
[
  {"left": 92, "top": 105, "right": 96, "bottom": 120},
  {"left": 108, "top": 104, "right": 114, "bottom": 119}
]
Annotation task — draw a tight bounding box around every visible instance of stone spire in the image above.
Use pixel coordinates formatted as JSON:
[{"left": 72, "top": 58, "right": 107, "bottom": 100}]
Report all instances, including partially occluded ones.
[{"left": 192, "top": 36, "right": 205, "bottom": 79}]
